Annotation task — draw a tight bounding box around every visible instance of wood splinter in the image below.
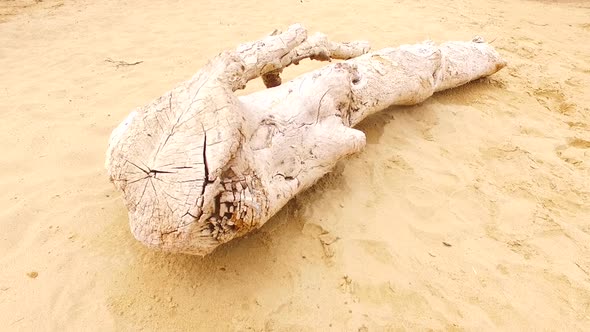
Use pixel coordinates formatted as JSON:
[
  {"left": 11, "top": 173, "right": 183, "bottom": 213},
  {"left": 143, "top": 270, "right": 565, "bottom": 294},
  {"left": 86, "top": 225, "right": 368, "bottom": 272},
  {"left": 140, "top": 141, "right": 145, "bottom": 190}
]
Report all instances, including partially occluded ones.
[{"left": 105, "top": 24, "right": 506, "bottom": 256}]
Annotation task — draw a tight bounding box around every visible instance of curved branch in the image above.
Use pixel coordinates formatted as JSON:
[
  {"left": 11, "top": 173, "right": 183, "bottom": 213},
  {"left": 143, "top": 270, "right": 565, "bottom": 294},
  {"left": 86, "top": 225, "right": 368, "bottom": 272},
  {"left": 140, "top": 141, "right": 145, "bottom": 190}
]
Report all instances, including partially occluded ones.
[{"left": 231, "top": 24, "right": 370, "bottom": 88}]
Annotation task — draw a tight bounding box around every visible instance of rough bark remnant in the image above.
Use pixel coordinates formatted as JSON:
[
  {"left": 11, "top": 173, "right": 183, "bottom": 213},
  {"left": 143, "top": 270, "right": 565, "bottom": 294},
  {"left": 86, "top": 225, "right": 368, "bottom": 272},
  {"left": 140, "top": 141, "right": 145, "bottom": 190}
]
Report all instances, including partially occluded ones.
[{"left": 105, "top": 24, "right": 506, "bottom": 255}]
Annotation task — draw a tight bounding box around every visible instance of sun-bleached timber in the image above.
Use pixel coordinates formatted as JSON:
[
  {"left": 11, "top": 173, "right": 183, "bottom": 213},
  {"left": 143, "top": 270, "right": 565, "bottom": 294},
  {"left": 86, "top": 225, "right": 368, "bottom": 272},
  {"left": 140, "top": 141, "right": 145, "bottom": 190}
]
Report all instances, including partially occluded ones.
[{"left": 105, "top": 24, "right": 506, "bottom": 255}]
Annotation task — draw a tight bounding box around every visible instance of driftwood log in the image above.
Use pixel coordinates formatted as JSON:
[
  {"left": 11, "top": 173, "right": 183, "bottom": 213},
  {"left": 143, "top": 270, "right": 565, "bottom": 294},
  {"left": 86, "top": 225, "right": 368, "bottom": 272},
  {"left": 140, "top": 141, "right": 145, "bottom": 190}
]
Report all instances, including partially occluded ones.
[{"left": 105, "top": 24, "right": 506, "bottom": 255}]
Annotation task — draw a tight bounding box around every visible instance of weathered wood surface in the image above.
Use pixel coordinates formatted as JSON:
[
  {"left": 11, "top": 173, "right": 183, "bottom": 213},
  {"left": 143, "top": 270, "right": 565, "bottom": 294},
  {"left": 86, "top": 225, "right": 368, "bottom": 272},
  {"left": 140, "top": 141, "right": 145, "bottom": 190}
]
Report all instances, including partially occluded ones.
[{"left": 105, "top": 24, "right": 506, "bottom": 255}]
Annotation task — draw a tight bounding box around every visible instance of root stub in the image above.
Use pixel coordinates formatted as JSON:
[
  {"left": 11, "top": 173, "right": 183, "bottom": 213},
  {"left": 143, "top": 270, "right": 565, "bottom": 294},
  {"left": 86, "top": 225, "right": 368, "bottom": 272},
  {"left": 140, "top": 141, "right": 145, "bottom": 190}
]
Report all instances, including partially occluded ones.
[{"left": 105, "top": 24, "right": 506, "bottom": 256}]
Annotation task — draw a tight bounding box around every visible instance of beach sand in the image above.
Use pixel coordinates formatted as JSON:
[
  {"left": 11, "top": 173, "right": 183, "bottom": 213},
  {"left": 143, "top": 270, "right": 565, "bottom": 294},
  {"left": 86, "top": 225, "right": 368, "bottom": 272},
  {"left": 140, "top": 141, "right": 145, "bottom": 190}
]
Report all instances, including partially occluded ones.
[{"left": 1, "top": 0, "right": 590, "bottom": 330}]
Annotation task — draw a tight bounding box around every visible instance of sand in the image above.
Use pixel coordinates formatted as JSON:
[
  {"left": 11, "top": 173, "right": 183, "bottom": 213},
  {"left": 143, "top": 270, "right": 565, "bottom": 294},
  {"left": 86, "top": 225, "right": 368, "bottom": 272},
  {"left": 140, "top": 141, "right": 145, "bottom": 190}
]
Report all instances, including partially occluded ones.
[{"left": 1, "top": 0, "right": 590, "bottom": 330}]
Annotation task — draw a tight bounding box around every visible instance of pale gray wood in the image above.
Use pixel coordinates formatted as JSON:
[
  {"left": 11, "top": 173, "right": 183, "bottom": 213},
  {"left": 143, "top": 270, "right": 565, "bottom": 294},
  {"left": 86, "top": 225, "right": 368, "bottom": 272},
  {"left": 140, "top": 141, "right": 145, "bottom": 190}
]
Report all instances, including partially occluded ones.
[{"left": 106, "top": 24, "right": 506, "bottom": 255}]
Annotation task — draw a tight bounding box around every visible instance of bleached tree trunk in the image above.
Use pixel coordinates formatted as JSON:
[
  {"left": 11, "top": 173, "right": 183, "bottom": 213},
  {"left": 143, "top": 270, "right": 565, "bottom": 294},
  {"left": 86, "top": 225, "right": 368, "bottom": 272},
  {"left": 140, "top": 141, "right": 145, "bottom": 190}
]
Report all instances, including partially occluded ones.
[{"left": 105, "top": 24, "right": 506, "bottom": 256}]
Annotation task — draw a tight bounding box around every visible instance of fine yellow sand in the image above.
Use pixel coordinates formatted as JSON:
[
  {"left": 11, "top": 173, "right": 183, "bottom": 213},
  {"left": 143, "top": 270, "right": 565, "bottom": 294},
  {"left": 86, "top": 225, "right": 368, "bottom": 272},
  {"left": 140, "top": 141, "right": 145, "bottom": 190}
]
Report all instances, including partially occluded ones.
[{"left": 1, "top": 0, "right": 590, "bottom": 330}]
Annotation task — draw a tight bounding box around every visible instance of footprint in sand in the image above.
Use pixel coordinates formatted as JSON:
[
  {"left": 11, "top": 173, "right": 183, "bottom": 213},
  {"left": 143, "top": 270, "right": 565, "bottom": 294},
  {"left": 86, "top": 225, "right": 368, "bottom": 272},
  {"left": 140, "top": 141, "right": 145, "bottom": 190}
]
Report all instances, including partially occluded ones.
[
  {"left": 532, "top": 86, "right": 576, "bottom": 115},
  {"left": 555, "top": 138, "right": 590, "bottom": 167},
  {"left": 301, "top": 222, "right": 340, "bottom": 259},
  {"left": 501, "top": 36, "right": 543, "bottom": 59},
  {"left": 357, "top": 239, "right": 395, "bottom": 266}
]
